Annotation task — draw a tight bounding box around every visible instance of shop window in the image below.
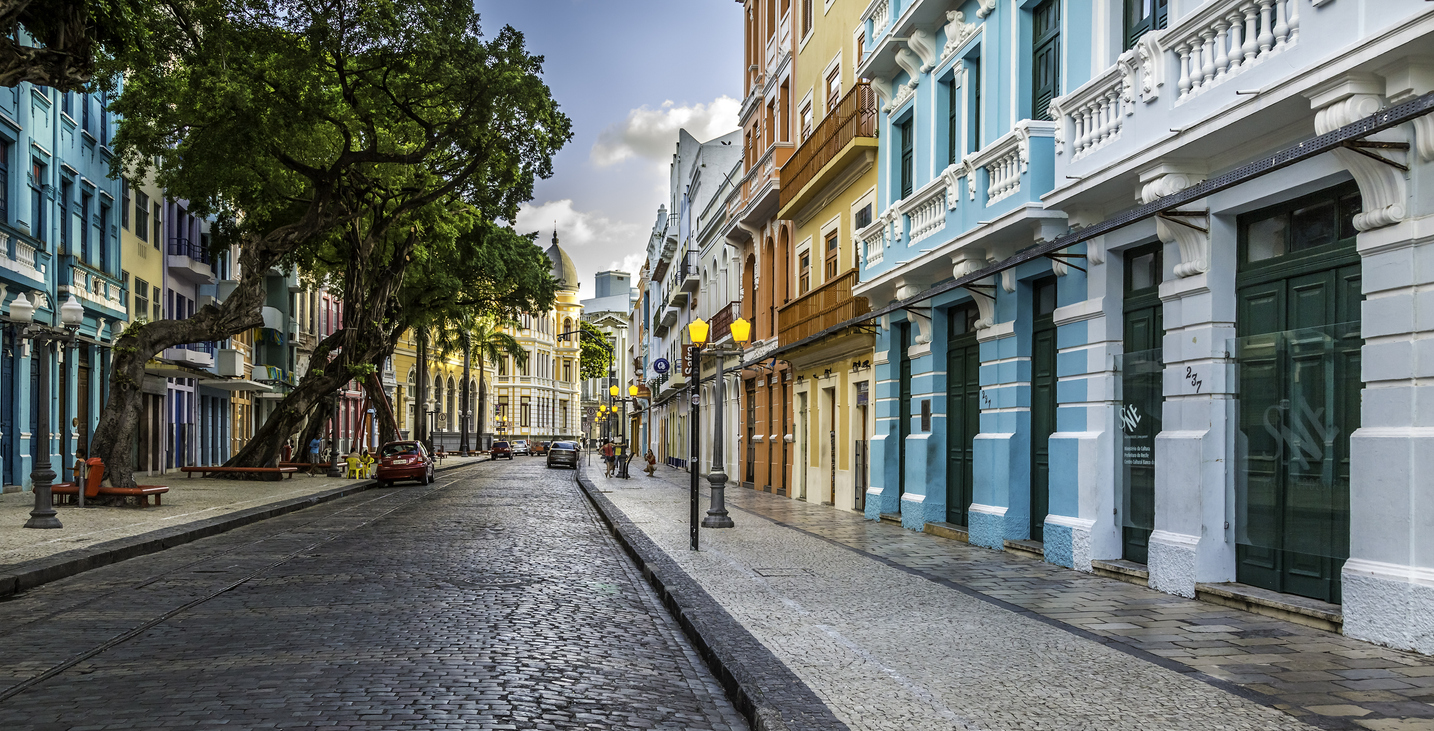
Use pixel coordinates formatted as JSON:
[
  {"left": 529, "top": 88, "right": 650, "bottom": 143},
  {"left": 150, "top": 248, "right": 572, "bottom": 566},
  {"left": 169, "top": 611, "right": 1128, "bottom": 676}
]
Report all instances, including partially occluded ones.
[{"left": 1242, "top": 185, "right": 1361, "bottom": 265}]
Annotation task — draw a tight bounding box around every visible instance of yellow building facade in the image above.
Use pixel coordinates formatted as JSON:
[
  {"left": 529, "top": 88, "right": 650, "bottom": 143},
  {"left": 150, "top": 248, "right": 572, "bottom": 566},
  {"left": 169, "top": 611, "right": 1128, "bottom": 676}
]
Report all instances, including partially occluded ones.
[
  {"left": 387, "top": 232, "right": 582, "bottom": 450},
  {"left": 119, "top": 173, "right": 168, "bottom": 475},
  {"left": 773, "top": 0, "right": 877, "bottom": 512}
]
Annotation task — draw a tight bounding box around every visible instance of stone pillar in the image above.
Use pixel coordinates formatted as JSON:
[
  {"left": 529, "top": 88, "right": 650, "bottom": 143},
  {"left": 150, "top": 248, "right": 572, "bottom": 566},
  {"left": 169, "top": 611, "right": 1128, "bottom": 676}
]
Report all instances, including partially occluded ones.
[
  {"left": 1045, "top": 238, "right": 1120, "bottom": 571},
  {"left": 970, "top": 268, "right": 1021, "bottom": 550},
  {"left": 1144, "top": 163, "right": 1239, "bottom": 597},
  {"left": 1314, "top": 66, "right": 1434, "bottom": 654},
  {"left": 866, "top": 318, "right": 900, "bottom": 519}
]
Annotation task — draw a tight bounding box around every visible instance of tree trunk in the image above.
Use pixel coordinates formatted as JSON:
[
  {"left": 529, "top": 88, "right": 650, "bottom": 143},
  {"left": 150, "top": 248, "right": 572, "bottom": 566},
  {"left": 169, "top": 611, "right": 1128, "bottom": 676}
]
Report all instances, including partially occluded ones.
[
  {"left": 296, "top": 402, "right": 329, "bottom": 466},
  {"left": 476, "top": 355, "right": 487, "bottom": 453},
  {"left": 459, "top": 334, "right": 471, "bottom": 454},
  {"left": 91, "top": 249, "right": 277, "bottom": 488},
  {"left": 364, "top": 371, "right": 399, "bottom": 444}
]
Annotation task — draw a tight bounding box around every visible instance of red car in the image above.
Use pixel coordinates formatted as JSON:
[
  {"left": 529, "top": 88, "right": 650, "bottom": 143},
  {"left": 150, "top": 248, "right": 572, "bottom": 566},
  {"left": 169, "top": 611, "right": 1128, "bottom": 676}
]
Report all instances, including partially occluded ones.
[
  {"left": 376, "top": 441, "right": 434, "bottom": 486},
  {"left": 490, "top": 441, "right": 513, "bottom": 460}
]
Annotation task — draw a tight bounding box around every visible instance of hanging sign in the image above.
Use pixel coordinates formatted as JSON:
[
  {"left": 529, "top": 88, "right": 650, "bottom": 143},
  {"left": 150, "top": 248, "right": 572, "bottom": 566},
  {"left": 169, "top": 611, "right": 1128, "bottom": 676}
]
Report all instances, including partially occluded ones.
[{"left": 653, "top": 358, "right": 670, "bottom": 374}]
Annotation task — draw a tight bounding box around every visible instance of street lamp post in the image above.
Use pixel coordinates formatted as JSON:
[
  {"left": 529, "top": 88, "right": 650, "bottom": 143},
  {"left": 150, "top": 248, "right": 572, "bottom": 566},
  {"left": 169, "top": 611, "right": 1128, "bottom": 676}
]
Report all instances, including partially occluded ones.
[
  {"left": 15, "top": 293, "right": 85, "bottom": 529},
  {"left": 686, "top": 315, "right": 750, "bottom": 539},
  {"left": 610, "top": 384, "right": 640, "bottom": 479}
]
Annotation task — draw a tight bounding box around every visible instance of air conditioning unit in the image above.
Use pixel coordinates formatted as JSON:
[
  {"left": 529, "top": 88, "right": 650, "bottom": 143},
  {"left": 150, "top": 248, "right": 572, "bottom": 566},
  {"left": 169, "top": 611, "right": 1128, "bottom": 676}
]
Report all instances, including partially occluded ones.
[{"left": 217, "top": 349, "right": 244, "bottom": 378}]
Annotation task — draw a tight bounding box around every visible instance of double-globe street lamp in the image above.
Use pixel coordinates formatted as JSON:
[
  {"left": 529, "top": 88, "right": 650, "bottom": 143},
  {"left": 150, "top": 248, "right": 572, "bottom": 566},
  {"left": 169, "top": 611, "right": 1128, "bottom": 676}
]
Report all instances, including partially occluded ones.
[
  {"left": 14, "top": 293, "right": 88, "bottom": 528},
  {"left": 683, "top": 315, "right": 750, "bottom": 551},
  {"left": 608, "top": 384, "right": 640, "bottom": 478}
]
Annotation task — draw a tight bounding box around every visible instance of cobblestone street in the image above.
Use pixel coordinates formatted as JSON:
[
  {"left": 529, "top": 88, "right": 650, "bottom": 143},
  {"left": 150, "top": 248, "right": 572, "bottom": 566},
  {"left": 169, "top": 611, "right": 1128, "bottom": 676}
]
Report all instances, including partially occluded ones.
[
  {"left": 594, "top": 465, "right": 1434, "bottom": 731},
  {"left": 0, "top": 460, "right": 745, "bottom": 731}
]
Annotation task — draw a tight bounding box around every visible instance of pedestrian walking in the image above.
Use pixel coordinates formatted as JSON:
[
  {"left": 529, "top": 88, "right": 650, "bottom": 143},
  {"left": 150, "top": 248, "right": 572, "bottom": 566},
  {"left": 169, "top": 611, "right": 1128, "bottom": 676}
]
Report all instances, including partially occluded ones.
[
  {"left": 644, "top": 448, "right": 657, "bottom": 477},
  {"left": 601, "top": 439, "right": 616, "bottom": 478},
  {"left": 308, "top": 437, "right": 323, "bottom": 476}
]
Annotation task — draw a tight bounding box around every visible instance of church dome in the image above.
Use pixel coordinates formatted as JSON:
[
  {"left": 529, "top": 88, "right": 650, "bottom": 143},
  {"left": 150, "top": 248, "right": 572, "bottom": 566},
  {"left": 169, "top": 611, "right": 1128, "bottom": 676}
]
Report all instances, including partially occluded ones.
[{"left": 546, "top": 229, "right": 579, "bottom": 292}]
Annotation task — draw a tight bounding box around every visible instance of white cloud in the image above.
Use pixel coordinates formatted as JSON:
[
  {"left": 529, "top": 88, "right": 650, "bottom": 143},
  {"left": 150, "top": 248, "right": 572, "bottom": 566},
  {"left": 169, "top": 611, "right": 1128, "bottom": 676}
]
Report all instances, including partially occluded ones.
[
  {"left": 591, "top": 96, "right": 741, "bottom": 167},
  {"left": 514, "top": 199, "right": 648, "bottom": 289}
]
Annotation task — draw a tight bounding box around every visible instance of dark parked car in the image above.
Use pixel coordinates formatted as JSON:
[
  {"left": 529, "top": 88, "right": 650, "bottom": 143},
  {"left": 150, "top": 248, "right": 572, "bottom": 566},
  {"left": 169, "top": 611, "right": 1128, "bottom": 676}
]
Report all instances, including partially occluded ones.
[
  {"left": 376, "top": 441, "right": 434, "bottom": 486},
  {"left": 546, "top": 441, "right": 579, "bottom": 470},
  {"left": 490, "top": 441, "right": 513, "bottom": 460}
]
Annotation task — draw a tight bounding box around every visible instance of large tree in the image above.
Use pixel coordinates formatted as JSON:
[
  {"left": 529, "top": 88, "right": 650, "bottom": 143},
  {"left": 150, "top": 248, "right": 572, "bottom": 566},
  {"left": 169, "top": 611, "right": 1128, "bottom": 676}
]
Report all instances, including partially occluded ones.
[
  {"left": 0, "top": 0, "right": 158, "bottom": 91},
  {"left": 94, "top": 0, "right": 569, "bottom": 486}
]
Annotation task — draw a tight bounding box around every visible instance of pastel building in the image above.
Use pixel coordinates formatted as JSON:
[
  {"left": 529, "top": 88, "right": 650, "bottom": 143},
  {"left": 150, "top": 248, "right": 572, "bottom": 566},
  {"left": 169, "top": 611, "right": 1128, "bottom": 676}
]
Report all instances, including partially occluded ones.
[
  {"left": 0, "top": 79, "right": 125, "bottom": 489},
  {"left": 855, "top": 0, "right": 1434, "bottom": 654}
]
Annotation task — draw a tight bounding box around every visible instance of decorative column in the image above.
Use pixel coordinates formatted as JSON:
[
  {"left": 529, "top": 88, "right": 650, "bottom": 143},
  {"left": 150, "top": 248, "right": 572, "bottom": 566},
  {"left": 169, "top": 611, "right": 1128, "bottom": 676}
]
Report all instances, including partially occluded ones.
[
  {"left": 1043, "top": 236, "right": 1118, "bottom": 571},
  {"left": 1141, "top": 162, "right": 1239, "bottom": 598},
  {"left": 1312, "top": 68, "right": 1434, "bottom": 654}
]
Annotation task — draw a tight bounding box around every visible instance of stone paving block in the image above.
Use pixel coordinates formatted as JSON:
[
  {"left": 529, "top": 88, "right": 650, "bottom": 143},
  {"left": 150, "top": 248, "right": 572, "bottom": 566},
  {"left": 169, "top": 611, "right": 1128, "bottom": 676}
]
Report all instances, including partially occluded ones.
[
  {"left": 607, "top": 466, "right": 1434, "bottom": 731},
  {"left": 0, "top": 462, "right": 749, "bottom": 731}
]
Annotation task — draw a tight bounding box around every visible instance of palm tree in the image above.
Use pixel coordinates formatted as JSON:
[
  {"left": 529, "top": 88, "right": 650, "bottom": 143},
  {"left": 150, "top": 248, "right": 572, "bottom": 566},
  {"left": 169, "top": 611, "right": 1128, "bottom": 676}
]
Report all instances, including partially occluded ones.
[{"left": 433, "top": 313, "right": 526, "bottom": 453}]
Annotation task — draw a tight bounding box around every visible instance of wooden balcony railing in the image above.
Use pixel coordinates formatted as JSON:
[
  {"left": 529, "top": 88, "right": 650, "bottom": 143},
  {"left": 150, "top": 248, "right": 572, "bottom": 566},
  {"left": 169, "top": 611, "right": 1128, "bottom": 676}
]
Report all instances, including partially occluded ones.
[
  {"left": 779, "top": 82, "right": 877, "bottom": 209},
  {"left": 777, "top": 269, "right": 869, "bottom": 345},
  {"left": 710, "top": 300, "right": 739, "bottom": 342}
]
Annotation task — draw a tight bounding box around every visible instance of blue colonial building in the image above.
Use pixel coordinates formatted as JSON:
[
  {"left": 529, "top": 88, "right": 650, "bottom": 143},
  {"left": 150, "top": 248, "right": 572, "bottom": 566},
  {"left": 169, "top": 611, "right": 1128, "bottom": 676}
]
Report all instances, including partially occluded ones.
[
  {"left": 0, "top": 75, "right": 126, "bottom": 490},
  {"left": 854, "top": 0, "right": 1434, "bottom": 656}
]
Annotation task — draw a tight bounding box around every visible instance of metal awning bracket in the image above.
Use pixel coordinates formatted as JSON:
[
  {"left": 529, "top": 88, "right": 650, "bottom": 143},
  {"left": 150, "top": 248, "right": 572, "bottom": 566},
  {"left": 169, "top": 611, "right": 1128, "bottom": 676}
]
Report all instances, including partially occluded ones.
[
  {"left": 1042, "top": 252, "right": 1088, "bottom": 273},
  {"left": 963, "top": 283, "right": 997, "bottom": 300},
  {"left": 1341, "top": 140, "right": 1410, "bottom": 171},
  {"left": 1157, "top": 210, "right": 1209, "bottom": 233}
]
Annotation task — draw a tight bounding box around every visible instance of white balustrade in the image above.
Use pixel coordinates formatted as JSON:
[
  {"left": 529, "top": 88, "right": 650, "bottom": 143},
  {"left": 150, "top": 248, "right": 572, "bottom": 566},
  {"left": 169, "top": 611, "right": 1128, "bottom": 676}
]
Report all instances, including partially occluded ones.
[
  {"left": 902, "top": 180, "right": 947, "bottom": 245},
  {"left": 862, "top": 0, "right": 892, "bottom": 48},
  {"left": 1052, "top": 63, "right": 1130, "bottom": 160},
  {"left": 16, "top": 240, "right": 36, "bottom": 270},
  {"left": 1163, "top": 0, "right": 1299, "bottom": 100},
  {"left": 985, "top": 146, "right": 1022, "bottom": 204},
  {"left": 860, "top": 220, "right": 886, "bottom": 267}
]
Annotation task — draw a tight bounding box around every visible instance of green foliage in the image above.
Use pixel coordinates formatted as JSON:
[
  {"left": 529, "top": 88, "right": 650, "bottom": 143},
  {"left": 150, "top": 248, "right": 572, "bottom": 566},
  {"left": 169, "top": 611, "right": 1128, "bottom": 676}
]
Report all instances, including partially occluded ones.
[
  {"left": 1, "top": 0, "right": 162, "bottom": 91},
  {"left": 579, "top": 320, "right": 613, "bottom": 381},
  {"left": 109, "top": 0, "right": 573, "bottom": 298}
]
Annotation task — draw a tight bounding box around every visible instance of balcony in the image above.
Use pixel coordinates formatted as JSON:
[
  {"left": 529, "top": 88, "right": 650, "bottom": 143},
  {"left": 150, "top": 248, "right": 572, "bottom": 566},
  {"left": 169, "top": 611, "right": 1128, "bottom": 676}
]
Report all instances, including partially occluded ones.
[
  {"left": 709, "top": 300, "right": 739, "bottom": 344},
  {"left": 778, "top": 82, "right": 879, "bottom": 218},
  {"left": 0, "top": 229, "right": 47, "bottom": 286},
  {"left": 167, "top": 238, "right": 215, "bottom": 284},
  {"left": 67, "top": 264, "right": 126, "bottom": 315},
  {"left": 678, "top": 249, "right": 699, "bottom": 293},
  {"left": 727, "top": 143, "right": 791, "bottom": 228},
  {"left": 777, "top": 269, "right": 870, "bottom": 345},
  {"left": 163, "top": 341, "right": 216, "bottom": 369},
  {"left": 1048, "top": 0, "right": 1351, "bottom": 200}
]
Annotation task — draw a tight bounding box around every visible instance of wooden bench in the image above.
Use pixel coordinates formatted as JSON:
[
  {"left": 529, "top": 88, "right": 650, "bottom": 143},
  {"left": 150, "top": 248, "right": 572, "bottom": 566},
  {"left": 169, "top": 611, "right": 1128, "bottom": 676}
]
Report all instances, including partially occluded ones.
[
  {"left": 180, "top": 466, "right": 298, "bottom": 481},
  {"left": 97, "top": 485, "right": 169, "bottom": 508}
]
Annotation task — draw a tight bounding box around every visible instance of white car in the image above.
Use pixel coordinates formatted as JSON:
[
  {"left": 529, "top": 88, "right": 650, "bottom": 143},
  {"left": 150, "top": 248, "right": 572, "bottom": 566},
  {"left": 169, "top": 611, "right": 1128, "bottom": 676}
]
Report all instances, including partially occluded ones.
[{"left": 511, "top": 440, "right": 530, "bottom": 456}]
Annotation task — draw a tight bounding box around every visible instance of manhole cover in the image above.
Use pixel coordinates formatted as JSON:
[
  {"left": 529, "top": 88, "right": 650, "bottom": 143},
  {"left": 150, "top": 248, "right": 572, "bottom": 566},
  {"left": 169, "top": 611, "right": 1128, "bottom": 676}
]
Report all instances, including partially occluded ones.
[{"left": 753, "top": 568, "right": 813, "bottom": 577}]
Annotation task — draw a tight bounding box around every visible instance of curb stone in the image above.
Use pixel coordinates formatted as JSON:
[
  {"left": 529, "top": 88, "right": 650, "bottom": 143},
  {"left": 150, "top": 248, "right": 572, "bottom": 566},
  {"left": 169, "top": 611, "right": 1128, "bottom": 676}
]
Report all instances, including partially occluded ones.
[
  {"left": 0, "top": 459, "right": 487, "bottom": 599},
  {"left": 574, "top": 466, "right": 850, "bottom": 731}
]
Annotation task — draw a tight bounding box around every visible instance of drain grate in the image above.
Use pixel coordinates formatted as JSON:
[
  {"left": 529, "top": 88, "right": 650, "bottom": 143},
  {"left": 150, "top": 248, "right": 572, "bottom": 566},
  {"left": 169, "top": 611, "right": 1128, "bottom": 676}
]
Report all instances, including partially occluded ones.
[{"left": 753, "top": 568, "right": 814, "bottom": 577}]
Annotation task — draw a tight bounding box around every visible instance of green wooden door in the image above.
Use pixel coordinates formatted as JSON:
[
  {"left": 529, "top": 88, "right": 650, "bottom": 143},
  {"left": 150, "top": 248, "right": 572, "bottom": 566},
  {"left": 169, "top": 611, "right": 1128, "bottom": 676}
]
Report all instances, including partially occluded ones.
[
  {"left": 946, "top": 305, "right": 980, "bottom": 526},
  {"left": 1236, "top": 184, "right": 1361, "bottom": 604},
  {"left": 1030, "top": 279, "right": 1058, "bottom": 542},
  {"left": 1031, "top": 0, "right": 1061, "bottom": 121},
  {"left": 898, "top": 322, "right": 911, "bottom": 503},
  {"left": 1122, "top": 244, "right": 1163, "bottom": 564}
]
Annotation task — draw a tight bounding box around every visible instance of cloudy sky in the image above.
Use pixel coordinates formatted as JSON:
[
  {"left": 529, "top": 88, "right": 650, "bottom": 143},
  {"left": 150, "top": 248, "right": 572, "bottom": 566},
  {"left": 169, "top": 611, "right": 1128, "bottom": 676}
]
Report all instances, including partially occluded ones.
[{"left": 474, "top": 0, "right": 742, "bottom": 297}]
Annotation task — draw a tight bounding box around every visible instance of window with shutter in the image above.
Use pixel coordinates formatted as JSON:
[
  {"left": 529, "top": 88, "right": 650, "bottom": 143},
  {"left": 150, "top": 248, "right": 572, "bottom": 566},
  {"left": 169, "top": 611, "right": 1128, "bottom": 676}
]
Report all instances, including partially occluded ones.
[{"left": 1031, "top": 0, "right": 1060, "bottom": 121}]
